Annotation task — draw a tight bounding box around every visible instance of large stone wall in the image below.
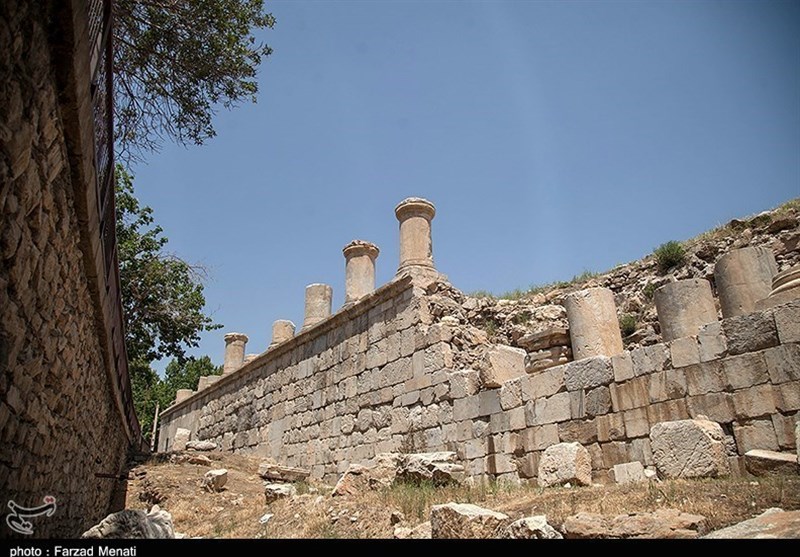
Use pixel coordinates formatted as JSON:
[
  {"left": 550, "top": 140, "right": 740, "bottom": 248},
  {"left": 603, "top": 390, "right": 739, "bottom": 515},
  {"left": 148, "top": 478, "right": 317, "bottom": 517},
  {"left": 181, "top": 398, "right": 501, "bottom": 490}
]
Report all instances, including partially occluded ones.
[{"left": 1, "top": 0, "right": 132, "bottom": 537}]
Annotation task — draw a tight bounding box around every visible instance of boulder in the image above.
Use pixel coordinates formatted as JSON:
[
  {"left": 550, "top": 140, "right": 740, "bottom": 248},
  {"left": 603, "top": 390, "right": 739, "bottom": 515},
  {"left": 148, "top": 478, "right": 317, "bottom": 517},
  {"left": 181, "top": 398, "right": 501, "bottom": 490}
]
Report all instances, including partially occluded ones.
[
  {"left": 704, "top": 508, "right": 800, "bottom": 538},
  {"left": 430, "top": 503, "right": 510, "bottom": 539},
  {"left": 744, "top": 450, "right": 799, "bottom": 476},
  {"left": 186, "top": 440, "right": 217, "bottom": 451},
  {"left": 537, "top": 442, "right": 592, "bottom": 488},
  {"left": 82, "top": 506, "right": 174, "bottom": 539},
  {"left": 331, "top": 453, "right": 400, "bottom": 496},
  {"left": 502, "top": 516, "right": 563, "bottom": 539},
  {"left": 258, "top": 461, "right": 311, "bottom": 483},
  {"left": 613, "top": 461, "right": 646, "bottom": 484},
  {"left": 481, "top": 345, "right": 527, "bottom": 388},
  {"left": 563, "top": 509, "right": 707, "bottom": 539},
  {"left": 172, "top": 428, "right": 191, "bottom": 451},
  {"left": 202, "top": 469, "right": 228, "bottom": 492},
  {"left": 394, "top": 522, "right": 432, "bottom": 539},
  {"left": 650, "top": 418, "right": 730, "bottom": 479},
  {"left": 397, "top": 452, "right": 465, "bottom": 486},
  {"left": 264, "top": 483, "right": 297, "bottom": 504}
]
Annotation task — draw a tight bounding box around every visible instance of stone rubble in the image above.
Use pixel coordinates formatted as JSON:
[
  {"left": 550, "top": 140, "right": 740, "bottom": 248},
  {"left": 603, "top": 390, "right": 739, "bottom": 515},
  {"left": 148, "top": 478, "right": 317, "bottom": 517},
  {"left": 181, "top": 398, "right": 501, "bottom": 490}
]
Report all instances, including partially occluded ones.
[
  {"left": 430, "top": 503, "right": 510, "bottom": 539},
  {"left": 258, "top": 461, "right": 311, "bottom": 483},
  {"left": 502, "top": 516, "right": 563, "bottom": 539},
  {"left": 81, "top": 506, "right": 175, "bottom": 539}
]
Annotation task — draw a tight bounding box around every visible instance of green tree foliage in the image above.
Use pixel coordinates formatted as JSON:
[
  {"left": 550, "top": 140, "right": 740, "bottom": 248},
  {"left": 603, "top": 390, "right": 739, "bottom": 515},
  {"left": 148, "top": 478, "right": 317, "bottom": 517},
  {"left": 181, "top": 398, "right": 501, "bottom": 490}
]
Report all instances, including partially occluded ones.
[
  {"left": 115, "top": 164, "right": 222, "bottom": 439},
  {"left": 113, "top": 0, "right": 276, "bottom": 158}
]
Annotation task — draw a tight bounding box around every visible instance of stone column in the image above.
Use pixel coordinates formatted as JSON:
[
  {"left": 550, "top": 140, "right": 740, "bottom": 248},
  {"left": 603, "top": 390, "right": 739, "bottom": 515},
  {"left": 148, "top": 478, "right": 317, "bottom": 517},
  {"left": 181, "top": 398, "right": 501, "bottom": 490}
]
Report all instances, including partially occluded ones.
[
  {"left": 714, "top": 246, "right": 777, "bottom": 318},
  {"left": 755, "top": 264, "right": 800, "bottom": 310},
  {"left": 343, "top": 240, "right": 380, "bottom": 306},
  {"left": 654, "top": 279, "right": 718, "bottom": 342},
  {"left": 270, "top": 319, "right": 295, "bottom": 348},
  {"left": 175, "top": 389, "right": 193, "bottom": 404},
  {"left": 395, "top": 197, "right": 436, "bottom": 278},
  {"left": 223, "top": 332, "right": 248, "bottom": 374},
  {"left": 564, "top": 287, "right": 624, "bottom": 360},
  {"left": 302, "top": 283, "right": 333, "bottom": 330}
]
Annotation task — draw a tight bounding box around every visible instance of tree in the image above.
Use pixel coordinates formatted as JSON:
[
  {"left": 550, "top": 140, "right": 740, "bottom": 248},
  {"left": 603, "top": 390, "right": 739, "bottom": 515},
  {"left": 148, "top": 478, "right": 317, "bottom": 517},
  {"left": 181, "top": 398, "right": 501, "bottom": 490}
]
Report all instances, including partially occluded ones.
[
  {"left": 115, "top": 164, "right": 223, "bottom": 439},
  {"left": 113, "top": 0, "right": 276, "bottom": 159}
]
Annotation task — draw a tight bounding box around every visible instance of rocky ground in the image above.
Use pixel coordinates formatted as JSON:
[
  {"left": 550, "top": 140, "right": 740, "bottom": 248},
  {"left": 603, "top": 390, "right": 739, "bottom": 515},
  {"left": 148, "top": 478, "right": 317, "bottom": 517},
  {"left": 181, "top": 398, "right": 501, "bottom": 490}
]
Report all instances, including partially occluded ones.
[{"left": 124, "top": 450, "right": 800, "bottom": 539}]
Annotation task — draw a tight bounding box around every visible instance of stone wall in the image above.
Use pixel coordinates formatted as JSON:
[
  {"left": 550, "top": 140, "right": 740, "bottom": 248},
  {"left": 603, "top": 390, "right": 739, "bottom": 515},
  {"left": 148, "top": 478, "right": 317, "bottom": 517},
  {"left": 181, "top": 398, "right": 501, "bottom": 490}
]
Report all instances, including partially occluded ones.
[{"left": 1, "top": 0, "right": 132, "bottom": 537}]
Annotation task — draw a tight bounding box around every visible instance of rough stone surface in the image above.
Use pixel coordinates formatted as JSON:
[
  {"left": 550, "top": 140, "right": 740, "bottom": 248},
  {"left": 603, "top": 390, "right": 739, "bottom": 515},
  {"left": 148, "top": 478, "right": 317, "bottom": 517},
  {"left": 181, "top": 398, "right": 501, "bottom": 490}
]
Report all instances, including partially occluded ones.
[
  {"left": 82, "top": 507, "right": 175, "bottom": 539},
  {"left": 613, "top": 461, "right": 646, "bottom": 484},
  {"left": 563, "top": 509, "right": 707, "bottom": 539},
  {"left": 172, "top": 428, "right": 191, "bottom": 451},
  {"left": 517, "top": 328, "right": 570, "bottom": 352},
  {"left": 264, "top": 483, "right": 297, "bottom": 504},
  {"left": 655, "top": 279, "right": 718, "bottom": 342},
  {"left": 258, "top": 462, "right": 311, "bottom": 483},
  {"left": 714, "top": 246, "right": 777, "bottom": 318},
  {"left": 704, "top": 508, "right": 800, "bottom": 539},
  {"left": 394, "top": 522, "right": 432, "bottom": 539},
  {"left": 397, "top": 452, "right": 465, "bottom": 485},
  {"left": 202, "top": 469, "right": 228, "bottom": 492},
  {"left": 722, "top": 311, "right": 780, "bottom": 356},
  {"left": 331, "top": 454, "right": 401, "bottom": 496},
  {"left": 186, "top": 440, "right": 217, "bottom": 451},
  {"left": 564, "top": 288, "right": 624, "bottom": 360},
  {"left": 564, "top": 357, "right": 614, "bottom": 391},
  {"left": 481, "top": 345, "right": 527, "bottom": 388},
  {"left": 538, "top": 442, "right": 592, "bottom": 487},
  {"left": 430, "top": 503, "right": 510, "bottom": 539},
  {"left": 502, "top": 516, "right": 563, "bottom": 539},
  {"left": 744, "top": 450, "right": 799, "bottom": 476},
  {"left": 650, "top": 419, "right": 730, "bottom": 478}
]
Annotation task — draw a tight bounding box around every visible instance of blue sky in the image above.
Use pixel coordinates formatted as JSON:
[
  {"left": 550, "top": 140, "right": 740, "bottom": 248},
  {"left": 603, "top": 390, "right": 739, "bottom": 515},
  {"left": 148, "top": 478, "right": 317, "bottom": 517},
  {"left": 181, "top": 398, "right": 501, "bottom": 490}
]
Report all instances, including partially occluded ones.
[{"left": 130, "top": 0, "right": 800, "bottom": 370}]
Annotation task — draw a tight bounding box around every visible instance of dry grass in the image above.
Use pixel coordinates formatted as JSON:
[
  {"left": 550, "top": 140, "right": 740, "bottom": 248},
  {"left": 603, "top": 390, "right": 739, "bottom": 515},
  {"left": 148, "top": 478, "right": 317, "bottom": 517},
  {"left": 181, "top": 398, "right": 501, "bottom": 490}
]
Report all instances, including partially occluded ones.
[{"left": 126, "top": 452, "right": 800, "bottom": 538}]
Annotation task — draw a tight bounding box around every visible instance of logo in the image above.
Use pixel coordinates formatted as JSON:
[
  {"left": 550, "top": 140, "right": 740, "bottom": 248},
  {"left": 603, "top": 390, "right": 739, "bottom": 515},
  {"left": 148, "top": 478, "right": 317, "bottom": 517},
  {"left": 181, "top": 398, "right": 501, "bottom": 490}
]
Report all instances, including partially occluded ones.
[{"left": 6, "top": 496, "right": 57, "bottom": 535}]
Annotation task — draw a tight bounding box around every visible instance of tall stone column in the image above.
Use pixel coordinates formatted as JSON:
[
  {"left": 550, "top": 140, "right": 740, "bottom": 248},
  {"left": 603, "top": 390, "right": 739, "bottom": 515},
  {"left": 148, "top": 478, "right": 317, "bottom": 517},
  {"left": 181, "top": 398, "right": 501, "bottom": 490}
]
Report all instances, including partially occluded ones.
[
  {"left": 343, "top": 240, "right": 380, "bottom": 306},
  {"left": 564, "top": 287, "right": 624, "bottom": 360},
  {"left": 755, "top": 264, "right": 800, "bottom": 310},
  {"left": 395, "top": 197, "right": 436, "bottom": 278},
  {"left": 654, "top": 279, "right": 718, "bottom": 341},
  {"left": 270, "top": 319, "right": 295, "bottom": 348},
  {"left": 714, "top": 246, "right": 777, "bottom": 318},
  {"left": 223, "top": 332, "right": 248, "bottom": 374},
  {"left": 302, "top": 283, "right": 333, "bottom": 330}
]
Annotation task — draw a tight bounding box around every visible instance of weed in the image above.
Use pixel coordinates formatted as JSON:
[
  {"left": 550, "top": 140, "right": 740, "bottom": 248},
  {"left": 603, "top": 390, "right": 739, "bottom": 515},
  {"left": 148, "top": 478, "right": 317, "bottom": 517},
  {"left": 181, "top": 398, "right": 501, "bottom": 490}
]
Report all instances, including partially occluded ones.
[
  {"left": 619, "top": 314, "right": 637, "bottom": 337},
  {"left": 654, "top": 241, "right": 686, "bottom": 274}
]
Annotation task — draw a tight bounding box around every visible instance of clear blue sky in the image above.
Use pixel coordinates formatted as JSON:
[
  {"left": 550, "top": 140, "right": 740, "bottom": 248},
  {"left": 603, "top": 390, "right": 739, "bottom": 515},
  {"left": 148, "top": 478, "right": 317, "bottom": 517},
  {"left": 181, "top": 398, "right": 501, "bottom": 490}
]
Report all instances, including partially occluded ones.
[{"left": 130, "top": 0, "right": 800, "bottom": 370}]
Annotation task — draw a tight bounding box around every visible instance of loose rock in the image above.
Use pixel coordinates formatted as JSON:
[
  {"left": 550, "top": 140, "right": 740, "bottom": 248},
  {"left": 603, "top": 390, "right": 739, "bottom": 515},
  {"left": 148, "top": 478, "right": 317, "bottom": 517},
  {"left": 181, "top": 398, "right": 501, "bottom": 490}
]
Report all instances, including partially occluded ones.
[
  {"left": 563, "top": 509, "right": 707, "bottom": 539},
  {"left": 744, "top": 450, "right": 799, "bottom": 476},
  {"left": 538, "top": 442, "right": 592, "bottom": 487},
  {"left": 650, "top": 418, "right": 730, "bottom": 478},
  {"left": 502, "top": 516, "right": 563, "bottom": 539},
  {"left": 264, "top": 483, "right": 297, "bottom": 504},
  {"left": 82, "top": 506, "right": 174, "bottom": 539},
  {"left": 430, "top": 503, "right": 510, "bottom": 539},
  {"left": 202, "top": 469, "right": 228, "bottom": 492},
  {"left": 704, "top": 508, "right": 800, "bottom": 538}
]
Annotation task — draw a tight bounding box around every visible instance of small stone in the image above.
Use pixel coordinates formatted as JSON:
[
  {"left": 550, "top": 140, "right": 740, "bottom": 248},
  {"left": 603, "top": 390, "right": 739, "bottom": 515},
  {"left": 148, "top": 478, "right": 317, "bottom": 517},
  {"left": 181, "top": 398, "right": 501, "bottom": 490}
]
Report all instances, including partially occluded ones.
[
  {"left": 186, "top": 440, "right": 217, "bottom": 451},
  {"left": 259, "top": 513, "right": 273, "bottom": 525},
  {"left": 390, "top": 511, "right": 404, "bottom": 525}
]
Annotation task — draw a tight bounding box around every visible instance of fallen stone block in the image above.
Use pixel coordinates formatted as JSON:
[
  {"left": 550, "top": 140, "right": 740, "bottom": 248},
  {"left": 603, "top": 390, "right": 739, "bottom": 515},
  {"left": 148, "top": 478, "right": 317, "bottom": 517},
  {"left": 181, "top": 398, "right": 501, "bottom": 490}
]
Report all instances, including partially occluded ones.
[
  {"left": 394, "top": 522, "right": 432, "bottom": 539},
  {"left": 397, "top": 452, "right": 465, "bottom": 486},
  {"left": 430, "top": 503, "right": 510, "bottom": 539},
  {"left": 481, "top": 345, "right": 527, "bottom": 388},
  {"left": 331, "top": 453, "right": 401, "bottom": 496},
  {"left": 82, "top": 506, "right": 174, "bottom": 539},
  {"left": 744, "top": 449, "right": 799, "bottom": 476},
  {"left": 563, "top": 509, "right": 707, "bottom": 539},
  {"left": 264, "top": 483, "right": 297, "bottom": 504},
  {"left": 186, "top": 440, "right": 216, "bottom": 451},
  {"left": 258, "top": 461, "right": 311, "bottom": 483},
  {"left": 538, "top": 442, "right": 592, "bottom": 488},
  {"left": 172, "top": 428, "right": 191, "bottom": 451},
  {"left": 704, "top": 508, "right": 800, "bottom": 539},
  {"left": 202, "top": 469, "right": 228, "bottom": 492},
  {"left": 613, "top": 461, "right": 646, "bottom": 484},
  {"left": 502, "top": 516, "right": 563, "bottom": 539},
  {"left": 650, "top": 417, "right": 730, "bottom": 478}
]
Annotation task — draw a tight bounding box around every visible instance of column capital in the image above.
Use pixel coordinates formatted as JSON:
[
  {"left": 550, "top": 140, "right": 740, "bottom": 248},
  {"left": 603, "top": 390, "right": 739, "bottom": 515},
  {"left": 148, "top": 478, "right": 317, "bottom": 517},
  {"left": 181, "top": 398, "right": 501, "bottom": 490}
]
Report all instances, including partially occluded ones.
[
  {"left": 395, "top": 197, "right": 436, "bottom": 222},
  {"left": 224, "top": 332, "right": 249, "bottom": 344},
  {"left": 343, "top": 240, "right": 380, "bottom": 260}
]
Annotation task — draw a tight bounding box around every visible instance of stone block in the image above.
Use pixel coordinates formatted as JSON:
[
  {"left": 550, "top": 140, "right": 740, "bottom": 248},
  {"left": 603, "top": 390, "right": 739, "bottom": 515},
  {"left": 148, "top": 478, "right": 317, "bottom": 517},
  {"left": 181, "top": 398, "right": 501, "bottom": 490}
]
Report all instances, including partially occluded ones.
[
  {"left": 612, "top": 376, "right": 649, "bottom": 411},
  {"left": 732, "top": 384, "right": 777, "bottom": 420},
  {"left": 764, "top": 344, "right": 800, "bottom": 384},
  {"left": 557, "top": 419, "right": 598, "bottom": 445},
  {"left": 585, "top": 386, "right": 611, "bottom": 417},
  {"left": 453, "top": 395, "right": 480, "bottom": 422},
  {"left": 744, "top": 449, "right": 799, "bottom": 476},
  {"left": 449, "top": 370, "right": 480, "bottom": 398},
  {"left": 564, "top": 357, "right": 613, "bottom": 391},
  {"left": 515, "top": 452, "right": 540, "bottom": 479},
  {"left": 538, "top": 442, "right": 592, "bottom": 487},
  {"left": 630, "top": 437, "right": 655, "bottom": 466},
  {"left": 173, "top": 428, "right": 191, "bottom": 451},
  {"left": 698, "top": 322, "right": 728, "bottom": 362},
  {"left": 481, "top": 345, "right": 526, "bottom": 388},
  {"left": 650, "top": 418, "right": 730, "bottom": 478},
  {"left": 722, "top": 311, "right": 779, "bottom": 356},
  {"left": 733, "top": 419, "right": 779, "bottom": 454},
  {"left": 524, "top": 367, "right": 565, "bottom": 400},
  {"left": 601, "top": 441, "right": 630, "bottom": 469},
  {"left": 771, "top": 413, "right": 798, "bottom": 450},
  {"left": 721, "top": 352, "right": 769, "bottom": 390},
  {"left": 623, "top": 408, "right": 650, "bottom": 438},
  {"left": 522, "top": 424, "right": 560, "bottom": 452},
  {"left": 525, "top": 392, "right": 571, "bottom": 426},
  {"left": 509, "top": 407, "right": 527, "bottom": 431},
  {"left": 612, "top": 352, "right": 634, "bottom": 382},
  {"left": 479, "top": 390, "right": 503, "bottom": 416},
  {"left": 684, "top": 361, "right": 725, "bottom": 396},
  {"left": 646, "top": 399, "right": 689, "bottom": 424},
  {"left": 430, "top": 503, "right": 510, "bottom": 539},
  {"left": 776, "top": 382, "right": 800, "bottom": 412},
  {"left": 502, "top": 517, "right": 563, "bottom": 539},
  {"left": 613, "top": 461, "right": 646, "bottom": 484},
  {"left": 686, "top": 393, "right": 735, "bottom": 424},
  {"left": 670, "top": 337, "right": 701, "bottom": 368},
  {"left": 597, "top": 413, "right": 626, "bottom": 442},
  {"left": 773, "top": 300, "right": 800, "bottom": 344},
  {"left": 499, "top": 379, "right": 523, "bottom": 410}
]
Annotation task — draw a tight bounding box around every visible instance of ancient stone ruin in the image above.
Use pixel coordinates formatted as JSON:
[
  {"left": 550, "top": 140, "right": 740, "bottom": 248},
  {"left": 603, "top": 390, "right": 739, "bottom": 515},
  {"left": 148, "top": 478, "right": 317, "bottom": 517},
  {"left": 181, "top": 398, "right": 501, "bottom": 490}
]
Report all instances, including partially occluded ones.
[{"left": 158, "top": 197, "right": 800, "bottom": 485}]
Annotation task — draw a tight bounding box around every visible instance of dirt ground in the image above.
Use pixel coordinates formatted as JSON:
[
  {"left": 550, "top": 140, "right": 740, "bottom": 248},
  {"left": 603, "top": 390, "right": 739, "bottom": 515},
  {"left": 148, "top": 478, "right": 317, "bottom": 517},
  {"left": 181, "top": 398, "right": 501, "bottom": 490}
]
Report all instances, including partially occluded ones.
[{"left": 125, "top": 451, "right": 800, "bottom": 538}]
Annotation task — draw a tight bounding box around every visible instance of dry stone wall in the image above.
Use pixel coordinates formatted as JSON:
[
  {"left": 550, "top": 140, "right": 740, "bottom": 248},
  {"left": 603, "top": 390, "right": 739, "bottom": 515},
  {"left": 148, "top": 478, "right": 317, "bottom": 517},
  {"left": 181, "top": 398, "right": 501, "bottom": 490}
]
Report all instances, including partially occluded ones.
[{"left": 1, "top": 0, "right": 131, "bottom": 537}]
